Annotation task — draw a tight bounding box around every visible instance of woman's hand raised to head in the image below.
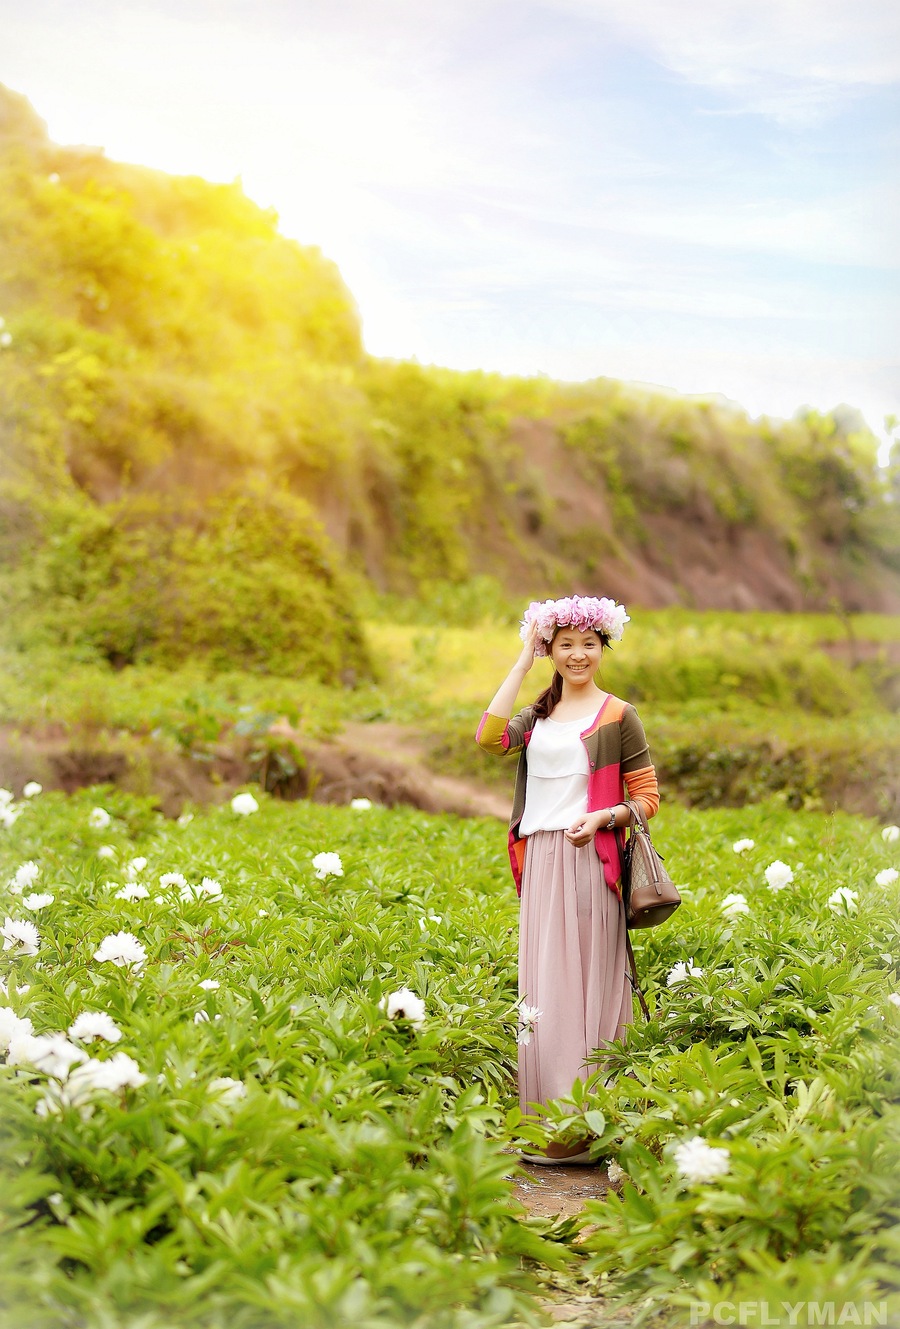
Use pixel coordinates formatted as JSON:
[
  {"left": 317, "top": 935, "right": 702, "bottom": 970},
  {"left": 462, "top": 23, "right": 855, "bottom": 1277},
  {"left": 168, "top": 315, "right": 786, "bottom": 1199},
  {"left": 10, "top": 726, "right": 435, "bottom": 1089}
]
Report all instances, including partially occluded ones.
[
  {"left": 485, "top": 621, "right": 542, "bottom": 719},
  {"left": 516, "top": 620, "right": 540, "bottom": 672}
]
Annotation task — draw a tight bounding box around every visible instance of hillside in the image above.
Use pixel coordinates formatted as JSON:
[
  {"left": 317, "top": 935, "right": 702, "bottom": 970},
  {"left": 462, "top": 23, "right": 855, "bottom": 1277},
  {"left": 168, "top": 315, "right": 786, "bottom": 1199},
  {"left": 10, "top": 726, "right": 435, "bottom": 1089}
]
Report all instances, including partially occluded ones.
[{"left": 1, "top": 83, "right": 899, "bottom": 682}]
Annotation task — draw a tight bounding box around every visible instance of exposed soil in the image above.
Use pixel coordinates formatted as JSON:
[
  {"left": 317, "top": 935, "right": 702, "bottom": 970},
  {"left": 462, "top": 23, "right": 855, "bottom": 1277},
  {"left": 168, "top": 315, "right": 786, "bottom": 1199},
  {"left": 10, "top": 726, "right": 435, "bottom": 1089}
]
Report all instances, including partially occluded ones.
[
  {"left": 511, "top": 1157, "right": 611, "bottom": 1221},
  {"left": 0, "top": 720, "right": 514, "bottom": 821}
]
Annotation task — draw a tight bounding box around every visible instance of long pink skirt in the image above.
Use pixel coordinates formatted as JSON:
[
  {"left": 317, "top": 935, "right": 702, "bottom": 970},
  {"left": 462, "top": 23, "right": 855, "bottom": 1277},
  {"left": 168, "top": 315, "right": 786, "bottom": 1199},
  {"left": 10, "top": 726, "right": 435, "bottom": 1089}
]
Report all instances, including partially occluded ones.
[{"left": 518, "top": 829, "right": 632, "bottom": 1117}]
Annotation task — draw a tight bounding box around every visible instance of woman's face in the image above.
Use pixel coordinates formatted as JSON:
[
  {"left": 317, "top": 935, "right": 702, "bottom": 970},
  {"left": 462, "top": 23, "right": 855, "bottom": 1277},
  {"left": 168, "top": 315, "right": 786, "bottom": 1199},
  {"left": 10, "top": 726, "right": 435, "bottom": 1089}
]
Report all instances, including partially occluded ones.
[{"left": 549, "top": 626, "right": 603, "bottom": 683}]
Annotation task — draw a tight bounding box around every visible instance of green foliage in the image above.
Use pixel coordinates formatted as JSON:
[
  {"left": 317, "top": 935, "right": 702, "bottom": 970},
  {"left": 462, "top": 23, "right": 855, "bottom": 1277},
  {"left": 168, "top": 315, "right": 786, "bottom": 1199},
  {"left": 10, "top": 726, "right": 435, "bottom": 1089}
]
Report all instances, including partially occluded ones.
[
  {"left": 0, "top": 793, "right": 898, "bottom": 1322},
  {"left": 2, "top": 482, "right": 370, "bottom": 680}
]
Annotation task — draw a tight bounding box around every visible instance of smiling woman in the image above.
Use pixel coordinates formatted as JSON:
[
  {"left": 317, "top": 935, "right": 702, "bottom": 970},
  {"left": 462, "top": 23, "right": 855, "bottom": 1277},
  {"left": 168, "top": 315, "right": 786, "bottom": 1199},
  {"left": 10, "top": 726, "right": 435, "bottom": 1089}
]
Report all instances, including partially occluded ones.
[{"left": 475, "top": 594, "right": 659, "bottom": 1162}]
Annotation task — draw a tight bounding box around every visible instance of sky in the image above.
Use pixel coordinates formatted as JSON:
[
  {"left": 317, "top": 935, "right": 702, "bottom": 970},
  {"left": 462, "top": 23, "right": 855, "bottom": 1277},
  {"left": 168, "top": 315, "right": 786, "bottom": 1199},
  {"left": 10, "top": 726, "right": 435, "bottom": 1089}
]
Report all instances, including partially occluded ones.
[{"left": 2, "top": 0, "right": 899, "bottom": 453}]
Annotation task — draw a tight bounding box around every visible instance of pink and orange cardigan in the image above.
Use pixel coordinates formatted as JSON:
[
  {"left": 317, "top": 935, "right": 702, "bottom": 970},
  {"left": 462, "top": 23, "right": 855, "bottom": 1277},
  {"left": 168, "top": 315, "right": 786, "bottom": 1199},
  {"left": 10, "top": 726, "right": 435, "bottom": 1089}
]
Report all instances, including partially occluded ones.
[{"left": 476, "top": 693, "right": 659, "bottom": 897}]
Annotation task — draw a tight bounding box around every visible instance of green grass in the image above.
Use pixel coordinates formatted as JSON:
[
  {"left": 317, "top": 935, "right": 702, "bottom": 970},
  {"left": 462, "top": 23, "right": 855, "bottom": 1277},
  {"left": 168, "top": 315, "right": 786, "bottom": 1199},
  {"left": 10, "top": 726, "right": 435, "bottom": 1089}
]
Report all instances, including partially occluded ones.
[{"left": 0, "top": 788, "right": 898, "bottom": 1326}]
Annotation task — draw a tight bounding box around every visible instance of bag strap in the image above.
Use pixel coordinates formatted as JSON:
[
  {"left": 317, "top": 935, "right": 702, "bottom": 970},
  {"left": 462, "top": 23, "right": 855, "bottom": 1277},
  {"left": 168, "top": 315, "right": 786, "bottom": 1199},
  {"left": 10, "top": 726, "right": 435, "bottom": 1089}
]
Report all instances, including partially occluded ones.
[
  {"left": 623, "top": 798, "right": 650, "bottom": 835},
  {"left": 625, "top": 932, "right": 651, "bottom": 1021}
]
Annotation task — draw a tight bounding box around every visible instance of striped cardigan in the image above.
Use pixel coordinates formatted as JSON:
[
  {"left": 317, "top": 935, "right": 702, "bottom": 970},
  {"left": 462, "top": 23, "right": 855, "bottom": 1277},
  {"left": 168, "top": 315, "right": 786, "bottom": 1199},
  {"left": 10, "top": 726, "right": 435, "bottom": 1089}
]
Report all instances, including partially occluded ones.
[{"left": 475, "top": 693, "right": 659, "bottom": 897}]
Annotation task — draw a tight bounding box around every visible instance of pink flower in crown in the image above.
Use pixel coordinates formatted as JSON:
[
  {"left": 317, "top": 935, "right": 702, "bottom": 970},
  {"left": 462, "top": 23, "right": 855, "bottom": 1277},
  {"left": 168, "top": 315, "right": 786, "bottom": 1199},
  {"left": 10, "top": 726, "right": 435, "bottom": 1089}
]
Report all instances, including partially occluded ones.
[{"left": 520, "top": 594, "right": 629, "bottom": 656}]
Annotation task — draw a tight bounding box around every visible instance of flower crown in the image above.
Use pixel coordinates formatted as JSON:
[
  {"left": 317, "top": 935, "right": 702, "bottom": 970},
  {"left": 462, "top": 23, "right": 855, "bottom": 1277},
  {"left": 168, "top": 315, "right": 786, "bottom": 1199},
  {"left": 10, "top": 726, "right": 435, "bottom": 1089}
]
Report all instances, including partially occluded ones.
[{"left": 520, "top": 595, "right": 629, "bottom": 658}]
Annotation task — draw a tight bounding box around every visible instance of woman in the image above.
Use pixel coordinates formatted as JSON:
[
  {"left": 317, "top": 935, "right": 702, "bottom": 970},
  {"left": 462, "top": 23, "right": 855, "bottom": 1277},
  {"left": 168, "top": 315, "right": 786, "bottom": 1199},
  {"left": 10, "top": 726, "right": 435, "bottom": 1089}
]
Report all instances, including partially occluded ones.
[{"left": 476, "top": 595, "right": 659, "bottom": 1163}]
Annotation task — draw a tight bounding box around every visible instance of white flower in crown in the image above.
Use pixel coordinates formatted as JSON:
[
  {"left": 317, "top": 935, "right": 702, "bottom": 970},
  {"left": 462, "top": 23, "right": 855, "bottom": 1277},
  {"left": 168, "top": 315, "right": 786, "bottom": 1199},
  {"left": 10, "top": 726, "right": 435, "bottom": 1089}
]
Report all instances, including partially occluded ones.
[
  {"left": 379, "top": 987, "right": 426, "bottom": 1029},
  {"left": 764, "top": 860, "right": 794, "bottom": 892},
  {"left": 231, "top": 792, "right": 259, "bottom": 816},
  {"left": 673, "top": 1136, "right": 731, "bottom": 1185},
  {"left": 312, "top": 852, "right": 343, "bottom": 880}
]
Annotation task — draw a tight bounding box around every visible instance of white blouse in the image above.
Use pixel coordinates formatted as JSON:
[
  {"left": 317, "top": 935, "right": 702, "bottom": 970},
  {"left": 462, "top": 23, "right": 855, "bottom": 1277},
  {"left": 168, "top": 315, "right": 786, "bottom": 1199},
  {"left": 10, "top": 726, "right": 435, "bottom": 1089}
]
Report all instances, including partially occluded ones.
[{"left": 519, "top": 713, "right": 595, "bottom": 835}]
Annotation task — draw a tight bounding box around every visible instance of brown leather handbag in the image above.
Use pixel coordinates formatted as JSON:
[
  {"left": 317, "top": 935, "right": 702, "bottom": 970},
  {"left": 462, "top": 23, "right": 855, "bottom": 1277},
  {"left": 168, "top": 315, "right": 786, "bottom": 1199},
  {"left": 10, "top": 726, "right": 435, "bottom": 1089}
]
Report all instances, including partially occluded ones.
[{"left": 620, "top": 800, "right": 681, "bottom": 930}]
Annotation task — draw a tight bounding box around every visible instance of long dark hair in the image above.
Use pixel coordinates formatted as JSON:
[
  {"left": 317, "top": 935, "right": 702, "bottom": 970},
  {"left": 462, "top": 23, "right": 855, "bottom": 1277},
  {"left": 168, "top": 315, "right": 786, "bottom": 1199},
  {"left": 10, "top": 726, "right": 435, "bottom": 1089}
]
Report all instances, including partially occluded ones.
[{"left": 531, "top": 626, "right": 610, "bottom": 720}]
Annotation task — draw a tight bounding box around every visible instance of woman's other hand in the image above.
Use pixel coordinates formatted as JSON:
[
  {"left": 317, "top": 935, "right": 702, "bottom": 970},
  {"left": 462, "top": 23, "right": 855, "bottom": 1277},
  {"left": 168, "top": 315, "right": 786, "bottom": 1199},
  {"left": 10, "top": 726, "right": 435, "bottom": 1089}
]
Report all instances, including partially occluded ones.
[{"left": 564, "top": 809, "right": 607, "bottom": 847}]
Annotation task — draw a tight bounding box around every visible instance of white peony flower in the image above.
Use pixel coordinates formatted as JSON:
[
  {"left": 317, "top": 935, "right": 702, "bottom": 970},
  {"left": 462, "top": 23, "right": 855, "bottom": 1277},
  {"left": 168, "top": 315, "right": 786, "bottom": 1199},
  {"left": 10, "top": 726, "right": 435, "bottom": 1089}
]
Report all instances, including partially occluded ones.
[
  {"left": 827, "top": 886, "right": 858, "bottom": 914},
  {"left": 379, "top": 987, "right": 426, "bottom": 1029},
  {"left": 881, "top": 825, "right": 900, "bottom": 844},
  {"left": 258, "top": 909, "right": 268, "bottom": 917},
  {"left": 0, "top": 1007, "right": 33, "bottom": 1052},
  {"left": 208, "top": 1076, "right": 246, "bottom": 1104},
  {"left": 73, "top": 1051, "right": 147, "bottom": 1093},
  {"left": 721, "top": 892, "right": 750, "bottom": 918},
  {"left": 230, "top": 792, "right": 259, "bottom": 816},
  {"left": 1, "top": 917, "right": 40, "bottom": 955},
  {"left": 312, "top": 851, "right": 343, "bottom": 880},
  {"left": 0, "top": 788, "right": 14, "bottom": 807},
  {"left": 350, "top": 798, "right": 373, "bottom": 810},
  {"left": 159, "top": 872, "right": 188, "bottom": 892},
  {"left": 8, "top": 861, "right": 39, "bottom": 894},
  {"left": 517, "top": 1000, "right": 543, "bottom": 1045},
  {"left": 126, "top": 857, "right": 148, "bottom": 875},
  {"left": 22, "top": 893, "right": 54, "bottom": 910},
  {"left": 888, "top": 993, "right": 900, "bottom": 1009},
  {"left": 178, "top": 876, "right": 223, "bottom": 902},
  {"left": 764, "top": 860, "right": 794, "bottom": 891},
  {"left": 876, "top": 868, "right": 899, "bottom": 887},
  {"left": 198, "top": 978, "right": 220, "bottom": 990},
  {"left": 418, "top": 912, "right": 443, "bottom": 931},
  {"left": 93, "top": 931, "right": 147, "bottom": 971},
  {"left": 194, "top": 1010, "right": 211, "bottom": 1024},
  {"left": 7, "top": 1031, "right": 87, "bottom": 1079},
  {"left": 115, "top": 883, "right": 149, "bottom": 901},
  {"left": 68, "top": 1012, "right": 122, "bottom": 1043},
  {"left": 606, "top": 1159, "right": 627, "bottom": 1186},
  {"left": 0, "top": 803, "right": 23, "bottom": 829},
  {"left": 666, "top": 958, "right": 704, "bottom": 987},
  {"left": 22, "top": 782, "right": 42, "bottom": 798},
  {"left": 732, "top": 839, "right": 755, "bottom": 854},
  {"left": 89, "top": 808, "right": 112, "bottom": 830},
  {"left": 673, "top": 1136, "right": 731, "bottom": 1185},
  {"left": 96, "top": 845, "right": 116, "bottom": 859}
]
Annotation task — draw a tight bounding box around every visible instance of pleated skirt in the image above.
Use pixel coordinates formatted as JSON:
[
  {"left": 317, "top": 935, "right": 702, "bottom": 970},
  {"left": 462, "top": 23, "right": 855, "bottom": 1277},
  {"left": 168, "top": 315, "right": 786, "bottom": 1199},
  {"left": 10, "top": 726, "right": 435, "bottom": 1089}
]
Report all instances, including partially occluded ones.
[{"left": 518, "top": 828, "right": 632, "bottom": 1117}]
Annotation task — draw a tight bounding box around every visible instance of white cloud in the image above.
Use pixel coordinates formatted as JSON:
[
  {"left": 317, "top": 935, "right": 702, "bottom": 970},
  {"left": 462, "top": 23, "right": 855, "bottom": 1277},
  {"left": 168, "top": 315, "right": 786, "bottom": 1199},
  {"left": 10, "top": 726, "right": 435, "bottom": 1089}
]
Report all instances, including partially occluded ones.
[{"left": 549, "top": 0, "right": 900, "bottom": 123}]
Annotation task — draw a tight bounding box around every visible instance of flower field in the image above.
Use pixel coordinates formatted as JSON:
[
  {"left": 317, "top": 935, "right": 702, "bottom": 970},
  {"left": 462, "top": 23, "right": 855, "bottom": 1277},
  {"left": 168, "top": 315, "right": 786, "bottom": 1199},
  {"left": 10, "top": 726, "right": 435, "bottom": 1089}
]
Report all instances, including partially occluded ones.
[{"left": 1, "top": 784, "right": 899, "bottom": 1328}]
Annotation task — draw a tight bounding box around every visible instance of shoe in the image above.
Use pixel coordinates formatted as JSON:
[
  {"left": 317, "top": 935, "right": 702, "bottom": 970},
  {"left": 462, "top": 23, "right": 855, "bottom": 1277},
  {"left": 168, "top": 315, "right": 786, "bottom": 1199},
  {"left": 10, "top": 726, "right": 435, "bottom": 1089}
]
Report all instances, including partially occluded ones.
[{"left": 518, "top": 1149, "right": 595, "bottom": 1166}]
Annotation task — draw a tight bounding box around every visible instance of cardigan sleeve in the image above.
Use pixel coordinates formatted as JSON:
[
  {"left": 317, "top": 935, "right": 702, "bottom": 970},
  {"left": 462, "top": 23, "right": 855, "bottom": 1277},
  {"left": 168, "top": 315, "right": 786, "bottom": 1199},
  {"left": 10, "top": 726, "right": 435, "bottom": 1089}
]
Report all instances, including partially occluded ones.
[
  {"left": 621, "top": 705, "right": 660, "bottom": 818},
  {"left": 475, "top": 707, "right": 532, "bottom": 755}
]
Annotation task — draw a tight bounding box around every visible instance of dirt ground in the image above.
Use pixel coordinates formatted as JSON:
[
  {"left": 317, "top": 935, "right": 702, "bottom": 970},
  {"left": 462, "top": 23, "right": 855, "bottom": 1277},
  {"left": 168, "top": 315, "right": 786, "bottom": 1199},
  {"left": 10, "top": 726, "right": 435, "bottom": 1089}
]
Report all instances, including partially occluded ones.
[{"left": 511, "top": 1156, "right": 611, "bottom": 1220}]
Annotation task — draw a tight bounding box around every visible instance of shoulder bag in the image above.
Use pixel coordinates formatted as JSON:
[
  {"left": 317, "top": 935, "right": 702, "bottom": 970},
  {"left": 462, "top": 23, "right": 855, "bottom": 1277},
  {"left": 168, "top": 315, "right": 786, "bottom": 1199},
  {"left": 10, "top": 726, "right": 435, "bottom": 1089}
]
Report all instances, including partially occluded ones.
[{"left": 620, "top": 799, "right": 681, "bottom": 930}]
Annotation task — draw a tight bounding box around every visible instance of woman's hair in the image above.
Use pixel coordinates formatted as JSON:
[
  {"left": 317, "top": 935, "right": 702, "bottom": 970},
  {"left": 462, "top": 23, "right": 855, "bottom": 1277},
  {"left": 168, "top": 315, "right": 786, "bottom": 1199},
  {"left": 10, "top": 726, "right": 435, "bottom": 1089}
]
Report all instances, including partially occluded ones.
[{"left": 531, "top": 625, "right": 610, "bottom": 719}]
